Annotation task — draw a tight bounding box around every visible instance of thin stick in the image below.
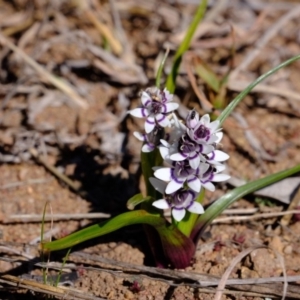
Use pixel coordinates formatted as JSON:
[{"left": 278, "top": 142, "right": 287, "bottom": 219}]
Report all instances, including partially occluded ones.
[
  {"left": 0, "top": 246, "right": 35, "bottom": 260},
  {"left": 0, "top": 274, "right": 105, "bottom": 300},
  {"left": 0, "top": 178, "right": 52, "bottom": 189},
  {"left": 213, "top": 245, "right": 287, "bottom": 300},
  {"left": 0, "top": 33, "right": 88, "bottom": 109},
  {"left": 75, "top": 1, "right": 122, "bottom": 56},
  {"left": 1, "top": 213, "right": 111, "bottom": 223},
  {"left": 213, "top": 210, "right": 300, "bottom": 224}
]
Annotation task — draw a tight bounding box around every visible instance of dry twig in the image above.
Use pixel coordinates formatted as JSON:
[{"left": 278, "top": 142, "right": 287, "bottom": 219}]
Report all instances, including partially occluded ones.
[
  {"left": 0, "top": 33, "right": 88, "bottom": 109},
  {"left": 1, "top": 213, "right": 111, "bottom": 224}
]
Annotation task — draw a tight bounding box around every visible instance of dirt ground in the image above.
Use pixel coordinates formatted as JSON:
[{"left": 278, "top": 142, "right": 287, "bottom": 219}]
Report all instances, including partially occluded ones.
[{"left": 1, "top": 0, "right": 300, "bottom": 299}]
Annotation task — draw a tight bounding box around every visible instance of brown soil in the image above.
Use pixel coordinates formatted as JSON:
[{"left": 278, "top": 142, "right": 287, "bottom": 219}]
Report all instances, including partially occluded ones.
[{"left": 1, "top": 0, "right": 300, "bottom": 299}]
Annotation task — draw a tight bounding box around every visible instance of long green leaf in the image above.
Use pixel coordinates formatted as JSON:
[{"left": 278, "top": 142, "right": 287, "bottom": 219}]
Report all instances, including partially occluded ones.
[
  {"left": 155, "top": 49, "right": 170, "bottom": 88},
  {"left": 43, "top": 210, "right": 164, "bottom": 251},
  {"left": 217, "top": 54, "right": 300, "bottom": 125},
  {"left": 195, "top": 62, "right": 220, "bottom": 93},
  {"left": 42, "top": 209, "right": 195, "bottom": 268},
  {"left": 191, "top": 164, "right": 300, "bottom": 241},
  {"left": 166, "top": 0, "right": 207, "bottom": 93}
]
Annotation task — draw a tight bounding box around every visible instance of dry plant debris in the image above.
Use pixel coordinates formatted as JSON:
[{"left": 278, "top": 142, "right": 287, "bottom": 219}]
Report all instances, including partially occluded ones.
[{"left": 1, "top": 0, "right": 300, "bottom": 299}]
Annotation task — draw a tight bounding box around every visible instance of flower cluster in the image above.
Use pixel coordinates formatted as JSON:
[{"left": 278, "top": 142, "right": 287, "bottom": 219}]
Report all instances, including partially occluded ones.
[{"left": 129, "top": 87, "right": 230, "bottom": 222}]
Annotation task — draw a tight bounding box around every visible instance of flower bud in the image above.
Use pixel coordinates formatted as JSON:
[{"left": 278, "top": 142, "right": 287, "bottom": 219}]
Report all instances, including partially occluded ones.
[{"left": 186, "top": 109, "right": 199, "bottom": 129}]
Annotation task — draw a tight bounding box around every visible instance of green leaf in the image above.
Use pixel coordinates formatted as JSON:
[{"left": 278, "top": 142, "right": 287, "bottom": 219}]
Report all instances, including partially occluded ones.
[
  {"left": 42, "top": 210, "right": 163, "bottom": 251},
  {"left": 42, "top": 209, "right": 195, "bottom": 269},
  {"left": 191, "top": 164, "right": 300, "bottom": 242},
  {"left": 155, "top": 49, "right": 170, "bottom": 88},
  {"left": 217, "top": 54, "right": 300, "bottom": 125},
  {"left": 166, "top": 0, "right": 208, "bottom": 93},
  {"left": 195, "top": 62, "right": 220, "bottom": 93},
  {"left": 127, "top": 193, "right": 152, "bottom": 210}
]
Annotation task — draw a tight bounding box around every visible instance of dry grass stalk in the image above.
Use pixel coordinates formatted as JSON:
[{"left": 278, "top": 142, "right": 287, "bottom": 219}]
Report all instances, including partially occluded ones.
[
  {"left": 1, "top": 212, "right": 111, "bottom": 223},
  {"left": 0, "top": 33, "right": 88, "bottom": 109},
  {"left": 75, "top": 0, "right": 122, "bottom": 56},
  {"left": 0, "top": 274, "right": 105, "bottom": 300}
]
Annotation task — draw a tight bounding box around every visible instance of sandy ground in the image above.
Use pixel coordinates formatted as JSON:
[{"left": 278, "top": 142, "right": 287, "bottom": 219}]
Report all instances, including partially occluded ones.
[{"left": 1, "top": 0, "right": 300, "bottom": 299}]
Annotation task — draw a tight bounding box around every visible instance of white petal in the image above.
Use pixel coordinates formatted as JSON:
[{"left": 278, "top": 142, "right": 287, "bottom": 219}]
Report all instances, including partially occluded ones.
[
  {"left": 154, "top": 168, "right": 172, "bottom": 181},
  {"left": 187, "top": 178, "right": 201, "bottom": 192},
  {"left": 158, "top": 146, "right": 169, "bottom": 160},
  {"left": 153, "top": 199, "right": 170, "bottom": 209},
  {"left": 200, "top": 114, "right": 210, "bottom": 125},
  {"left": 165, "top": 180, "right": 183, "bottom": 194},
  {"left": 215, "top": 132, "right": 223, "bottom": 143},
  {"left": 145, "top": 118, "right": 156, "bottom": 133},
  {"left": 129, "top": 108, "right": 148, "bottom": 118},
  {"left": 199, "top": 162, "right": 210, "bottom": 174},
  {"left": 186, "top": 110, "right": 199, "bottom": 129},
  {"left": 202, "top": 181, "right": 215, "bottom": 191},
  {"left": 210, "top": 150, "right": 229, "bottom": 161},
  {"left": 133, "top": 131, "right": 145, "bottom": 141},
  {"left": 207, "top": 134, "right": 220, "bottom": 144},
  {"left": 208, "top": 120, "right": 220, "bottom": 132},
  {"left": 201, "top": 144, "right": 214, "bottom": 154},
  {"left": 156, "top": 114, "right": 170, "bottom": 127},
  {"left": 160, "top": 139, "right": 170, "bottom": 147},
  {"left": 169, "top": 153, "right": 186, "bottom": 161},
  {"left": 149, "top": 177, "right": 167, "bottom": 194},
  {"left": 141, "top": 144, "right": 154, "bottom": 152},
  {"left": 172, "top": 208, "right": 186, "bottom": 222},
  {"left": 163, "top": 88, "right": 173, "bottom": 102},
  {"left": 141, "top": 91, "right": 151, "bottom": 106},
  {"left": 189, "top": 155, "right": 200, "bottom": 169},
  {"left": 165, "top": 102, "right": 179, "bottom": 113},
  {"left": 212, "top": 174, "right": 231, "bottom": 182},
  {"left": 187, "top": 202, "right": 204, "bottom": 214},
  {"left": 215, "top": 164, "right": 226, "bottom": 172}
]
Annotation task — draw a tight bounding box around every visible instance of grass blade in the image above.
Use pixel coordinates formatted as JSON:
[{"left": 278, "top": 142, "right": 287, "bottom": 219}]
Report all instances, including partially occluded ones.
[
  {"left": 192, "top": 164, "right": 300, "bottom": 241},
  {"left": 217, "top": 54, "right": 300, "bottom": 125}
]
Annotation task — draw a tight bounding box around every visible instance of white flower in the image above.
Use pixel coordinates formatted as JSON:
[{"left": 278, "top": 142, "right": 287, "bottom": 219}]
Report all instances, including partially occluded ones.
[
  {"left": 150, "top": 178, "right": 204, "bottom": 222},
  {"left": 154, "top": 160, "right": 202, "bottom": 194},
  {"left": 168, "top": 134, "right": 214, "bottom": 169},
  {"left": 128, "top": 87, "right": 179, "bottom": 133},
  {"left": 154, "top": 160, "right": 230, "bottom": 194},
  {"left": 187, "top": 114, "right": 222, "bottom": 145},
  {"left": 198, "top": 164, "right": 231, "bottom": 192}
]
